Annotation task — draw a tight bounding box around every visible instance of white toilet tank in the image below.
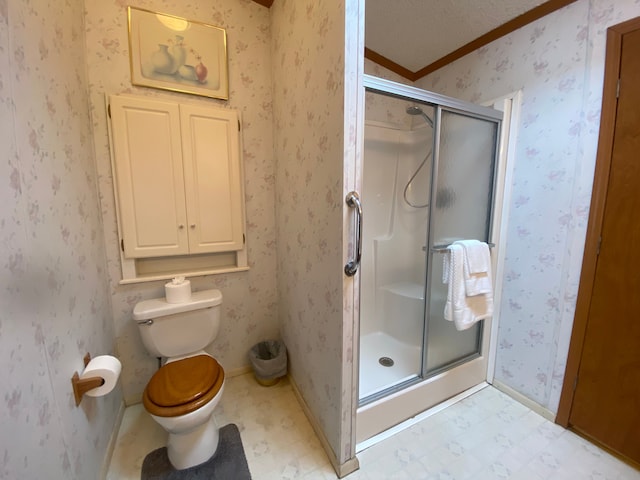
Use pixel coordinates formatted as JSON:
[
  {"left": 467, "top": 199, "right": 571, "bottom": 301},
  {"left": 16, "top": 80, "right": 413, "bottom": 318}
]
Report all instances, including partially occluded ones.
[{"left": 133, "top": 289, "right": 222, "bottom": 358}]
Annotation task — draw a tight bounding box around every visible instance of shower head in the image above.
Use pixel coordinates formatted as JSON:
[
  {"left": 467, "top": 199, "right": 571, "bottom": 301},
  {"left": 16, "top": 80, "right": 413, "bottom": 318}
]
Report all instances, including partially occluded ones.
[
  {"left": 406, "top": 105, "right": 434, "bottom": 128},
  {"left": 406, "top": 106, "right": 423, "bottom": 116}
]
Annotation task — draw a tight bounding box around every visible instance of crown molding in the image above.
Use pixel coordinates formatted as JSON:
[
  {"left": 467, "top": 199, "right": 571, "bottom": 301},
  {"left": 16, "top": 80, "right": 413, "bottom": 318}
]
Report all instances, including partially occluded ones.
[{"left": 367, "top": 0, "right": 578, "bottom": 82}]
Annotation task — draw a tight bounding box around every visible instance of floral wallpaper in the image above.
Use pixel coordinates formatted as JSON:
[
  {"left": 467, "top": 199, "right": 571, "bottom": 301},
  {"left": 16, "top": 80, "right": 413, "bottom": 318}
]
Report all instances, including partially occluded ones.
[
  {"left": 5, "top": 0, "right": 638, "bottom": 476},
  {"left": 271, "top": 0, "right": 361, "bottom": 467},
  {"left": 0, "top": 0, "right": 121, "bottom": 478},
  {"left": 417, "top": 0, "right": 640, "bottom": 414},
  {"left": 84, "top": 0, "right": 279, "bottom": 405}
]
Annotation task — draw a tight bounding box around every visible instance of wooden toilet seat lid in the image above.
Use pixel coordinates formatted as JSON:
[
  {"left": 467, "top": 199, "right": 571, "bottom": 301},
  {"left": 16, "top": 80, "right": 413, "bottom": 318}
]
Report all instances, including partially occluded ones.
[{"left": 143, "top": 355, "right": 224, "bottom": 417}]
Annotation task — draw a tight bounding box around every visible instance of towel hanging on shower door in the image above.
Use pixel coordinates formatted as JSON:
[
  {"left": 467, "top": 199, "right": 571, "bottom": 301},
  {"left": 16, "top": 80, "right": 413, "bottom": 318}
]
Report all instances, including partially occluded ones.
[
  {"left": 457, "top": 239, "right": 493, "bottom": 296},
  {"left": 443, "top": 241, "right": 493, "bottom": 331}
]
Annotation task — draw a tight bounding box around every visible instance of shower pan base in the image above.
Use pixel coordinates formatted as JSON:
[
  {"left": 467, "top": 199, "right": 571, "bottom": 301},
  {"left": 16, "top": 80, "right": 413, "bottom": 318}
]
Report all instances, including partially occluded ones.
[{"left": 359, "top": 331, "right": 421, "bottom": 400}]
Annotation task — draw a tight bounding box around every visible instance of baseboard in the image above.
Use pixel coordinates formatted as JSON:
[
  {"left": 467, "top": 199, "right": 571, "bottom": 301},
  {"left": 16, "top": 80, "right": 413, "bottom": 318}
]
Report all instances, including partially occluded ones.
[
  {"left": 492, "top": 379, "right": 556, "bottom": 422},
  {"left": 226, "top": 364, "right": 252, "bottom": 378},
  {"left": 288, "top": 375, "right": 360, "bottom": 478},
  {"left": 100, "top": 399, "right": 126, "bottom": 480},
  {"left": 125, "top": 392, "right": 142, "bottom": 406}
]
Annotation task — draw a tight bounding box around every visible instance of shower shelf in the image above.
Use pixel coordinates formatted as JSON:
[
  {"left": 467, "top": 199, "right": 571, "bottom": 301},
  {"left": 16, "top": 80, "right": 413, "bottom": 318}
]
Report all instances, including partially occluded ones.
[{"left": 379, "top": 282, "right": 425, "bottom": 301}]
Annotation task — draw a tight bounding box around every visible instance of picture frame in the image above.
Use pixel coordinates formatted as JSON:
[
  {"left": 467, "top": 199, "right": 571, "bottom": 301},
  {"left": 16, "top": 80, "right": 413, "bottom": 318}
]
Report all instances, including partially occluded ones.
[{"left": 127, "top": 7, "right": 229, "bottom": 100}]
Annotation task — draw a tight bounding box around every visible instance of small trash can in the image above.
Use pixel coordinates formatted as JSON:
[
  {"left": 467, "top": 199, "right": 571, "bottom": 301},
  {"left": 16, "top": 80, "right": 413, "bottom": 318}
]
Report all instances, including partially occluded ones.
[{"left": 249, "top": 340, "right": 287, "bottom": 386}]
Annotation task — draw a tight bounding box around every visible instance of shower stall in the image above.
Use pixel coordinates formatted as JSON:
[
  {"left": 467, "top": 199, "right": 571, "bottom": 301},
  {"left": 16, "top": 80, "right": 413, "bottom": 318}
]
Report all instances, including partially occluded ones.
[{"left": 352, "top": 75, "right": 502, "bottom": 443}]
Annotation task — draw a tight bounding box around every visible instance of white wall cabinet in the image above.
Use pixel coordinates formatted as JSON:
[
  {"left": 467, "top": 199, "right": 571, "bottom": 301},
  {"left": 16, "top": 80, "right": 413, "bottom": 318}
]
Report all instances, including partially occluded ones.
[{"left": 109, "top": 95, "right": 245, "bottom": 260}]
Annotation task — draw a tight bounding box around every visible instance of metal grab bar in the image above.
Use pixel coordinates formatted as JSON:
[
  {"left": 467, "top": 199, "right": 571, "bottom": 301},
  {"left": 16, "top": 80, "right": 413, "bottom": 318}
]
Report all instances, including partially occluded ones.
[
  {"left": 430, "top": 242, "right": 495, "bottom": 253},
  {"left": 344, "top": 191, "right": 362, "bottom": 277}
]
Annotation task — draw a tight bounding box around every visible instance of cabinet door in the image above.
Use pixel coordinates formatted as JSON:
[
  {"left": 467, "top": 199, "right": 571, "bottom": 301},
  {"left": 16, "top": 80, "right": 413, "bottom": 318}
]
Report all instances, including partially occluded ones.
[
  {"left": 110, "top": 96, "right": 189, "bottom": 258},
  {"left": 180, "top": 105, "right": 245, "bottom": 253}
]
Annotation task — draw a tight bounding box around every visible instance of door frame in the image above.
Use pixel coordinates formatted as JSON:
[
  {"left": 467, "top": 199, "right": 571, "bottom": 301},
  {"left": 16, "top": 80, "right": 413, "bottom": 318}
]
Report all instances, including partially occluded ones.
[{"left": 556, "top": 16, "right": 640, "bottom": 427}]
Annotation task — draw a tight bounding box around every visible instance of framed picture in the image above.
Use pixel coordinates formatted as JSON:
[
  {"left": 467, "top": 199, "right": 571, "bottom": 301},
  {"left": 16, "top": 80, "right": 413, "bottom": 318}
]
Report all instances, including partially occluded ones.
[{"left": 127, "top": 7, "right": 229, "bottom": 100}]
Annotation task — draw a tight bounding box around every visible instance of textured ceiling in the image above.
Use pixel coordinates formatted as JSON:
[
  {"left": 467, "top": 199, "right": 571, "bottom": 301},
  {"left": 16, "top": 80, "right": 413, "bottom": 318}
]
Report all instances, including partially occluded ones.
[{"left": 366, "top": 0, "right": 548, "bottom": 72}]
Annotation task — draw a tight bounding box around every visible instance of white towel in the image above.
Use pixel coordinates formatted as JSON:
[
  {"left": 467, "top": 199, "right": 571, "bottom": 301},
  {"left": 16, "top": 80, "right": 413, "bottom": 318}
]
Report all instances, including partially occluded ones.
[
  {"left": 455, "top": 240, "right": 492, "bottom": 296},
  {"left": 443, "top": 243, "right": 493, "bottom": 331}
]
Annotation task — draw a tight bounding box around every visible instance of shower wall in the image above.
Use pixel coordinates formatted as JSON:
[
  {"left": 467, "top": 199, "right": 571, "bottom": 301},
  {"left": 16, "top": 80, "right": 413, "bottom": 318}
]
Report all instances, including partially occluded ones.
[{"left": 361, "top": 123, "right": 430, "bottom": 340}]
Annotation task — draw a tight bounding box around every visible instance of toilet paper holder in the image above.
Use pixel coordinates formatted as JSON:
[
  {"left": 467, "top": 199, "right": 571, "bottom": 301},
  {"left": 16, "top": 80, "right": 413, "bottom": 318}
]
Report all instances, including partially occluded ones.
[{"left": 71, "top": 353, "right": 105, "bottom": 406}]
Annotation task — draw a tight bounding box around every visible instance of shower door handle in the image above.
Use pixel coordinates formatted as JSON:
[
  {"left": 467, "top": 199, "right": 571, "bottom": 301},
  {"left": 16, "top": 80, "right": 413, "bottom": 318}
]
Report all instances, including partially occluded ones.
[{"left": 344, "top": 191, "right": 362, "bottom": 277}]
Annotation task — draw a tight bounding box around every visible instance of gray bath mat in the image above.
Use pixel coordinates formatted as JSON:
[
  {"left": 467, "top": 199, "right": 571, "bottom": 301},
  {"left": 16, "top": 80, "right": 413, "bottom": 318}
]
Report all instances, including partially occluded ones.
[{"left": 141, "top": 424, "right": 251, "bottom": 480}]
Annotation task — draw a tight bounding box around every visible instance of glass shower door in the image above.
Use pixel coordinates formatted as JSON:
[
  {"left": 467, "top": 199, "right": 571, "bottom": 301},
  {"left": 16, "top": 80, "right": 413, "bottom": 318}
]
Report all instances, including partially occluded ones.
[
  {"left": 358, "top": 95, "right": 433, "bottom": 401},
  {"left": 424, "top": 108, "right": 498, "bottom": 375},
  {"left": 356, "top": 74, "right": 502, "bottom": 445}
]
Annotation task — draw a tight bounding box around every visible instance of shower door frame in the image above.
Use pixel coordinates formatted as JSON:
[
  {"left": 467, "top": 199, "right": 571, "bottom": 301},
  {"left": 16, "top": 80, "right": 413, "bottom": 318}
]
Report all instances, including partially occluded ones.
[{"left": 356, "top": 74, "right": 503, "bottom": 444}]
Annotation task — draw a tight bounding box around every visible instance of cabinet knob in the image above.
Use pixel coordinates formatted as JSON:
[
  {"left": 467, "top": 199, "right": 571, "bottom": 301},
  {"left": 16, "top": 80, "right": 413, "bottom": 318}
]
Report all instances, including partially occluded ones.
[
  {"left": 178, "top": 224, "right": 184, "bottom": 229},
  {"left": 190, "top": 224, "right": 196, "bottom": 229}
]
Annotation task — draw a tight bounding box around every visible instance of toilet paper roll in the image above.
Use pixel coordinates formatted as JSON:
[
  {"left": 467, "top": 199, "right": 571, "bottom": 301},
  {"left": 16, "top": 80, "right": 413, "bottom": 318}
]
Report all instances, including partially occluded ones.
[
  {"left": 165, "top": 276, "right": 192, "bottom": 303},
  {"left": 81, "top": 355, "right": 122, "bottom": 397}
]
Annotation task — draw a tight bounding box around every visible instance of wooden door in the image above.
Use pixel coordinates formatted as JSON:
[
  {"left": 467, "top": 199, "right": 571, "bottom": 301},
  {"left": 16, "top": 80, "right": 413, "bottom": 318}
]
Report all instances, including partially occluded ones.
[{"left": 560, "top": 21, "right": 640, "bottom": 466}]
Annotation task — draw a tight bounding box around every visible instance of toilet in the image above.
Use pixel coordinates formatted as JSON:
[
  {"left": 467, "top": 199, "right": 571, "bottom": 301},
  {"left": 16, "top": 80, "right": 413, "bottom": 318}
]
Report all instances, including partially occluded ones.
[{"left": 133, "top": 289, "right": 225, "bottom": 470}]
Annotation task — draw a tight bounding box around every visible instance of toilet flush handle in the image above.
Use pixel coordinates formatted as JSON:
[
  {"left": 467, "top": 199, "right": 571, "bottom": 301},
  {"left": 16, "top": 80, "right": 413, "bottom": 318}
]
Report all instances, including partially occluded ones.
[{"left": 136, "top": 319, "right": 154, "bottom": 326}]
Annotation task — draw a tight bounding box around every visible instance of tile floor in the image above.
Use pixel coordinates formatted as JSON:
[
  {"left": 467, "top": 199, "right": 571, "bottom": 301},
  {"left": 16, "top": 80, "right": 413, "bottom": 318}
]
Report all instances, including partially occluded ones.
[{"left": 107, "top": 373, "right": 640, "bottom": 479}]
